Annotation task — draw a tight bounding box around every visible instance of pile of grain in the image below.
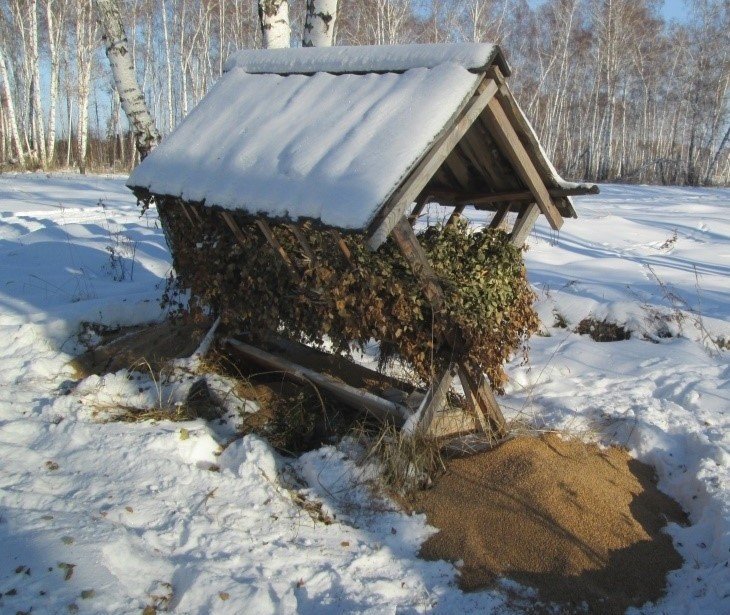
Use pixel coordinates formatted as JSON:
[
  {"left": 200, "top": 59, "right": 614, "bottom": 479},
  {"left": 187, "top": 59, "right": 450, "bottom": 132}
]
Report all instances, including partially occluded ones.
[{"left": 412, "top": 435, "right": 686, "bottom": 613}]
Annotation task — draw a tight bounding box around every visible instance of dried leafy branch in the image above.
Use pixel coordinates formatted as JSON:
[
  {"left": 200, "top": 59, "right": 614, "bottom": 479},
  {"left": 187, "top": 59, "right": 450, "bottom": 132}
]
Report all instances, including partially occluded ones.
[{"left": 157, "top": 198, "right": 539, "bottom": 394}]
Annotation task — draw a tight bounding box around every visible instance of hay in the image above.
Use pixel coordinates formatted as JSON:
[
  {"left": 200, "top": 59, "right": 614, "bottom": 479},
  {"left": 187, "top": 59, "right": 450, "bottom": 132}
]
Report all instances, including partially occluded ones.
[{"left": 411, "top": 434, "right": 686, "bottom": 613}]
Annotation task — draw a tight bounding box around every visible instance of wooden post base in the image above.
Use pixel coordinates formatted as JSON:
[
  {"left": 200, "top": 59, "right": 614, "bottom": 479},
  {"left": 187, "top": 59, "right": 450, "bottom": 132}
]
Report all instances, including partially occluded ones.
[{"left": 407, "top": 361, "right": 507, "bottom": 442}]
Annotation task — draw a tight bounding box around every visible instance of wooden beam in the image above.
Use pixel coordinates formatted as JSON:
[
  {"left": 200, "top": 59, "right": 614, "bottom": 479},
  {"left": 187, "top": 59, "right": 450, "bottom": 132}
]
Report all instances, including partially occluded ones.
[
  {"left": 330, "top": 230, "right": 353, "bottom": 264},
  {"left": 256, "top": 218, "right": 299, "bottom": 278},
  {"left": 179, "top": 202, "right": 196, "bottom": 226},
  {"left": 509, "top": 203, "right": 540, "bottom": 248},
  {"left": 489, "top": 202, "right": 512, "bottom": 229},
  {"left": 457, "top": 361, "right": 507, "bottom": 439},
  {"left": 408, "top": 195, "right": 429, "bottom": 225},
  {"left": 226, "top": 338, "right": 411, "bottom": 424},
  {"left": 483, "top": 97, "right": 564, "bottom": 230},
  {"left": 459, "top": 123, "right": 514, "bottom": 190},
  {"left": 219, "top": 210, "right": 249, "bottom": 245},
  {"left": 429, "top": 186, "right": 596, "bottom": 207},
  {"left": 443, "top": 150, "right": 472, "bottom": 189},
  {"left": 187, "top": 203, "right": 203, "bottom": 224},
  {"left": 446, "top": 204, "right": 466, "bottom": 227},
  {"left": 221, "top": 212, "right": 303, "bottom": 280},
  {"left": 390, "top": 217, "right": 444, "bottom": 309},
  {"left": 367, "top": 77, "right": 499, "bottom": 249},
  {"left": 390, "top": 214, "right": 512, "bottom": 440},
  {"left": 222, "top": 211, "right": 307, "bottom": 281},
  {"left": 285, "top": 224, "right": 315, "bottom": 263},
  {"left": 410, "top": 365, "right": 457, "bottom": 436},
  {"left": 458, "top": 367, "right": 490, "bottom": 436}
]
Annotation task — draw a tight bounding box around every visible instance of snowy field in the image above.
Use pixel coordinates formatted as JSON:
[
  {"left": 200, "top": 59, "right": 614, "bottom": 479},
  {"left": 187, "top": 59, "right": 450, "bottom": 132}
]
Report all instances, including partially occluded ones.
[{"left": 0, "top": 172, "right": 727, "bottom": 614}]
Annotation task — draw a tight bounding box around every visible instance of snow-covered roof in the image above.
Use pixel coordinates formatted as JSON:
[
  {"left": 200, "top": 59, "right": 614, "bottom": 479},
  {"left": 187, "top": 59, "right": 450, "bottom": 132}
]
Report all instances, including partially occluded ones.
[
  {"left": 128, "top": 43, "right": 593, "bottom": 242},
  {"left": 128, "top": 45, "right": 492, "bottom": 232},
  {"left": 223, "top": 42, "right": 511, "bottom": 76}
]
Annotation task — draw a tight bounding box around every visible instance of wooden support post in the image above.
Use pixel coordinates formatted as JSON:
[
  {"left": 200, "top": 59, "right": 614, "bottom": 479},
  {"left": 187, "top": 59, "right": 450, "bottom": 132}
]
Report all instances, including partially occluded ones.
[
  {"left": 489, "top": 202, "right": 512, "bottom": 229},
  {"left": 408, "top": 195, "right": 428, "bottom": 226},
  {"left": 390, "top": 217, "right": 444, "bottom": 309},
  {"left": 457, "top": 361, "right": 507, "bottom": 439},
  {"left": 509, "top": 203, "right": 540, "bottom": 248},
  {"left": 446, "top": 204, "right": 466, "bottom": 227},
  {"left": 458, "top": 367, "right": 490, "bottom": 435},
  {"left": 483, "top": 97, "right": 564, "bottom": 231},
  {"left": 411, "top": 364, "right": 457, "bottom": 436},
  {"left": 390, "top": 214, "right": 507, "bottom": 440}
]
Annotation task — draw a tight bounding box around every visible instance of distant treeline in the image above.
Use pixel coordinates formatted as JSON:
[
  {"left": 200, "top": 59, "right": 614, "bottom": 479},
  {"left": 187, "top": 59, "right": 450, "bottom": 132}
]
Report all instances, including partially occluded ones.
[{"left": 1, "top": 0, "right": 728, "bottom": 185}]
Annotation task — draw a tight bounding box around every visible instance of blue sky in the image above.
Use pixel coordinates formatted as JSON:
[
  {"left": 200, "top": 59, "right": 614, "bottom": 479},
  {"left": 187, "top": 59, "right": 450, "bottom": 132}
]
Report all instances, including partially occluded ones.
[{"left": 661, "top": 0, "right": 690, "bottom": 22}]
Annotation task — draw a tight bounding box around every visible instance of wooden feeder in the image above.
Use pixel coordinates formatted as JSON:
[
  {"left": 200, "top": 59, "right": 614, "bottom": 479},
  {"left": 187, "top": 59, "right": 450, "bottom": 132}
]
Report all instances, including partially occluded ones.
[{"left": 127, "top": 43, "right": 597, "bottom": 444}]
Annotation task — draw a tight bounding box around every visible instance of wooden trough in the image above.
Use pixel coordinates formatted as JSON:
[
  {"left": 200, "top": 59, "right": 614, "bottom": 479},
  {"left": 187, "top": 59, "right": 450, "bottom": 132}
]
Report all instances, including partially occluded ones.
[{"left": 127, "top": 43, "right": 597, "bottom": 444}]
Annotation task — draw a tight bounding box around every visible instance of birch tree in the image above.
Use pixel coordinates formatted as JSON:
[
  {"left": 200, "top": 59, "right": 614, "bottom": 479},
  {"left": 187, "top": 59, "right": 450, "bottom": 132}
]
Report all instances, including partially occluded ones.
[
  {"left": 0, "top": 46, "right": 25, "bottom": 165},
  {"left": 42, "top": 0, "right": 67, "bottom": 165},
  {"left": 28, "top": 0, "right": 47, "bottom": 166},
  {"left": 258, "top": 0, "right": 291, "bottom": 48},
  {"left": 93, "top": 0, "right": 161, "bottom": 159},
  {"left": 74, "top": 0, "right": 97, "bottom": 173},
  {"left": 303, "top": 0, "right": 338, "bottom": 46},
  {"left": 0, "top": 0, "right": 725, "bottom": 182}
]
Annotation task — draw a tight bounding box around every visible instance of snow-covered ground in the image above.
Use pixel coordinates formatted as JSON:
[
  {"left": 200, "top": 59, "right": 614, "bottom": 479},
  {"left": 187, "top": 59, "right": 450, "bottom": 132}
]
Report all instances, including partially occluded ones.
[{"left": 0, "top": 173, "right": 727, "bottom": 614}]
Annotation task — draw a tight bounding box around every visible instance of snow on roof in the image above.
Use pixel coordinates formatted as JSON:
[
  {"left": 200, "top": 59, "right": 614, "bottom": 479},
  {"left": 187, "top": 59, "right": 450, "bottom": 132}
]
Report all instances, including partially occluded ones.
[
  {"left": 128, "top": 49, "right": 486, "bottom": 231},
  {"left": 224, "top": 42, "right": 511, "bottom": 76}
]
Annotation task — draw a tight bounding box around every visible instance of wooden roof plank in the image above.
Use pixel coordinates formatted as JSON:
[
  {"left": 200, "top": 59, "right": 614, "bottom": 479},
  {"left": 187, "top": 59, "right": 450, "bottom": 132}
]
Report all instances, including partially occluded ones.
[
  {"left": 443, "top": 151, "right": 473, "bottom": 190},
  {"left": 483, "top": 97, "right": 564, "bottom": 230},
  {"left": 458, "top": 124, "right": 513, "bottom": 190}
]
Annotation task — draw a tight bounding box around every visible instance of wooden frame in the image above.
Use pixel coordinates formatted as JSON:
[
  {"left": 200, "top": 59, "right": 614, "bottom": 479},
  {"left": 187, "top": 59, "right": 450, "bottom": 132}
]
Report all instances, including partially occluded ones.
[{"left": 147, "top": 53, "right": 596, "bottom": 448}]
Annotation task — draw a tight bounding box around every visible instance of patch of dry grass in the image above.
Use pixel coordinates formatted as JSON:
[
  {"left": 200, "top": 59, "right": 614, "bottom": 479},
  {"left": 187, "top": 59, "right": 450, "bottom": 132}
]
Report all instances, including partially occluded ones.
[{"left": 360, "top": 423, "right": 447, "bottom": 495}]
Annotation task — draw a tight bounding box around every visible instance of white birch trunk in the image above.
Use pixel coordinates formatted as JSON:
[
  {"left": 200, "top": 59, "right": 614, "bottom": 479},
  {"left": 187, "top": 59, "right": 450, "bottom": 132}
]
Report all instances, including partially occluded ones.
[
  {"left": 258, "top": 0, "right": 290, "bottom": 49},
  {"left": 0, "top": 47, "right": 26, "bottom": 166},
  {"left": 0, "top": 109, "right": 5, "bottom": 160},
  {"left": 77, "top": 73, "right": 90, "bottom": 173},
  {"left": 44, "top": 0, "right": 64, "bottom": 165},
  {"left": 29, "top": 0, "right": 47, "bottom": 167},
  {"left": 303, "top": 0, "right": 338, "bottom": 47},
  {"left": 9, "top": 0, "right": 31, "bottom": 160},
  {"left": 93, "top": 0, "right": 161, "bottom": 159},
  {"left": 161, "top": 0, "right": 174, "bottom": 132},
  {"left": 75, "top": 0, "right": 96, "bottom": 173},
  {"left": 65, "top": 87, "right": 72, "bottom": 166}
]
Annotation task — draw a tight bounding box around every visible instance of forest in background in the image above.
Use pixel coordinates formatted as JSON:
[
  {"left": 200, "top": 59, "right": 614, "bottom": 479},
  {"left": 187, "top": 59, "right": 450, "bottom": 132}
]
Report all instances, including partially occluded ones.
[{"left": 0, "top": 0, "right": 728, "bottom": 185}]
